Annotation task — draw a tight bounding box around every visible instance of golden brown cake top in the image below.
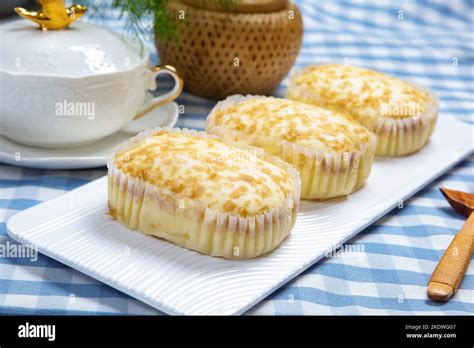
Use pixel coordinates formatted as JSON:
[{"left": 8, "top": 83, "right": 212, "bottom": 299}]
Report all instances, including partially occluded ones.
[
  {"left": 113, "top": 131, "right": 296, "bottom": 217},
  {"left": 288, "top": 64, "right": 429, "bottom": 121},
  {"left": 210, "top": 97, "right": 373, "bottom": 153}
]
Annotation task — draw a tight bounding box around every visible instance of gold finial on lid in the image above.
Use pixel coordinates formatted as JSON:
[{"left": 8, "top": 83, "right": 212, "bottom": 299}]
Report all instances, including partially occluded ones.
[{"left": 15, "top": 0, "right": 87, "bottom": 30}]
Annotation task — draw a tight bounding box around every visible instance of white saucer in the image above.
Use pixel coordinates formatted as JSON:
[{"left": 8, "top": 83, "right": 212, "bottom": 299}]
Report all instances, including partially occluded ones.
[{"left": 0, "top": 102, "right": 179, "bottom": 170}]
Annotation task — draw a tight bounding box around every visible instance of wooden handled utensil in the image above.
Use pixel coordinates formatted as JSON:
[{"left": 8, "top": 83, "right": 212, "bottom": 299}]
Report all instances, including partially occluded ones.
[{"left": 427, "top": 188, "right": 474, "bottom": 302}]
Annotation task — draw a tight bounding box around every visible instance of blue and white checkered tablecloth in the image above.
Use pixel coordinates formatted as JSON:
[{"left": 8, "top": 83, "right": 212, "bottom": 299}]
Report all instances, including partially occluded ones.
[{"left": 0, "top": 0, "right": 473, "bottom": 315}]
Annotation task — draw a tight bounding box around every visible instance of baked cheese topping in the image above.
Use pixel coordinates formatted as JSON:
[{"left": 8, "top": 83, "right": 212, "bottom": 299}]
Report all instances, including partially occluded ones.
[
  {"left": 114, "top": 131, "right": 295, "bottom": 217},
  {"left": 288, "top": 64, "right": 429, "bottom": 124},
  {"left": 211, "top": 97, "right": 372, "bottom": 153}
]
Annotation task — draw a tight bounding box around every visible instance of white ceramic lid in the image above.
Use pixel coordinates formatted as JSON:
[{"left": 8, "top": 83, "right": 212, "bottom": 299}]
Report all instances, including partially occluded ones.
[{"left": 0, "top": 20, "right": 144, "bottom": 77}]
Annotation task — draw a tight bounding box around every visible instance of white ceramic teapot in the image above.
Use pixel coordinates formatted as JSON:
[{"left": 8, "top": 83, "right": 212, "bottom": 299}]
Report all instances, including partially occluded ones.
[{"left": 0, "top": 0, "right": 183, "bottom": 148}]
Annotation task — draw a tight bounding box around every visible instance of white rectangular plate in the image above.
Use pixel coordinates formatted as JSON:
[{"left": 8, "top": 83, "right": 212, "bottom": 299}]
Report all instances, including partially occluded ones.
[{"left": 7, "top": 117, "right": 473, "bottom": 315}]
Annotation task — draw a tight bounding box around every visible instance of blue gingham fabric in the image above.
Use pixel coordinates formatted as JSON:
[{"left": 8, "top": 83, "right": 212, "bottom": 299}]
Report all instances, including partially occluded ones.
[{"left": 0, "top": 0, "right": 473, "bottom": 315}]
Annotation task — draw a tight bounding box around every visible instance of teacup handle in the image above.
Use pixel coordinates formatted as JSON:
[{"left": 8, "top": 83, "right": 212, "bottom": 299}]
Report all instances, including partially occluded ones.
[{"left": 133, "top": 64, "right": 183, "bottom": 121}]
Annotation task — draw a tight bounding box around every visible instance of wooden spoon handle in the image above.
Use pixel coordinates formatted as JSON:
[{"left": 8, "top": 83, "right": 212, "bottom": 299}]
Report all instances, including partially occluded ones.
[{"left": 428, "top": 212, "right": 474, "bottom": 301}]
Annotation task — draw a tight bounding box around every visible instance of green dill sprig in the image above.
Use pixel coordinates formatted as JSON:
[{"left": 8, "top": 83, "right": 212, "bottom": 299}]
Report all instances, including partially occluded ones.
[{"left": 79, "top": 0, "right": 238, "bottom": 43}]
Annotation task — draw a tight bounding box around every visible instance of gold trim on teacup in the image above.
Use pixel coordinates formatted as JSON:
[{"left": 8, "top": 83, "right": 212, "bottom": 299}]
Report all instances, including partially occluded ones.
[{"left": 133, "top": 65, "right": 184, "bottom": 121}]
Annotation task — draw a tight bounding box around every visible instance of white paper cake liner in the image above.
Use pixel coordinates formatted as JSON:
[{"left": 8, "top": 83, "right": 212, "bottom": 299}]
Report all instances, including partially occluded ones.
[
  {"left": 286, "top": 66, "right": 439, "bottom": 156},
  {"left": 372, "top": 90, "right": 438, "bottom": 156},
  {"left": 107, "top": 127, "right": 301, "bottom": 259},
  {"left": 205, "top": 94, "right": 376, "bottom": 199}
]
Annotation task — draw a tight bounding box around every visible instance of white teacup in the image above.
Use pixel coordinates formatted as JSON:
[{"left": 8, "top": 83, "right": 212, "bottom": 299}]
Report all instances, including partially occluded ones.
[{"left": 0, "top": 20, "right": 183, "bottom": 148}]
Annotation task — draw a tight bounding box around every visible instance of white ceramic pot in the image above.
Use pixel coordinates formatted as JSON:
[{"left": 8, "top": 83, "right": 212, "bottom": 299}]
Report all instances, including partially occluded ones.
[{"left": 0, "top": 20, "right": 183, "bottom": 148}]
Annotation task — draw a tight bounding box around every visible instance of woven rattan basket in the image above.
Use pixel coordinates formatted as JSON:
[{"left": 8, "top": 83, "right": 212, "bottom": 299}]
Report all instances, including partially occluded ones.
[{"left": 156, "top": 0, "right": 303, "bottom": 99}]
